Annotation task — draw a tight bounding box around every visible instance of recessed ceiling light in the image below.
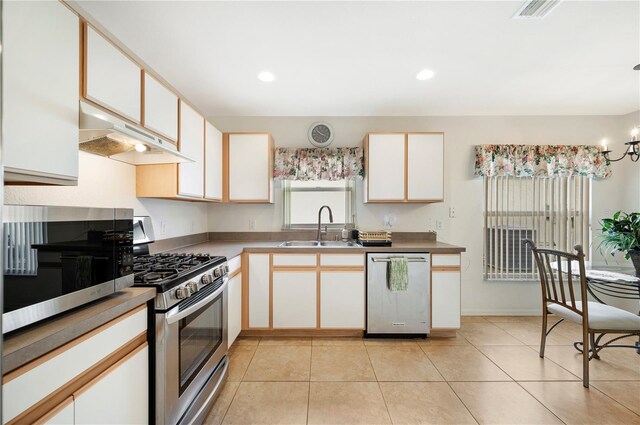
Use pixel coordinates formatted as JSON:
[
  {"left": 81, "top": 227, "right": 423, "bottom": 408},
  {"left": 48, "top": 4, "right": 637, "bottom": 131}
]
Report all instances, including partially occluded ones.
[
  {"left": 416, "top": 69, "right": 435, "bottom": 81},
  {"left": 257, "top": 71, "right": 276, "bottom": 82}
]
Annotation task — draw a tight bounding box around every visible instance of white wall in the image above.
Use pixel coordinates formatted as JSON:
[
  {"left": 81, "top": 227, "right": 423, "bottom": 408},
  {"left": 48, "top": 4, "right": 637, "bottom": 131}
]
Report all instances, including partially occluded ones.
[
  {"left": 4, "top": 152, "right": 208, "bottom": 240},
  {"left": 209, "top": 114, "right": 639, "bottom": 315}
]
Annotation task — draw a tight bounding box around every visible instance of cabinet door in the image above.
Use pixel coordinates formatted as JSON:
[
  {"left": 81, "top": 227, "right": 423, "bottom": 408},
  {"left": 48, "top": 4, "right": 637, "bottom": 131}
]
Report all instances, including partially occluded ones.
[
  {"left": 205, "top": 122, "right": 224, "bottom": 201},
  {"left": 228, "top": 134, "right": 272, "bottom": 202},
  {"left": 407, "top": 133, "right": 444, "bottom": 201},
  {"left": 3, "top": 0, "right": 79, "bottom": 183},
  {"left": 85, "top": 26, "right": 141, "bottom": 123},
  {"left": 35, "top": 397, "right": 74, "bottom": 425},
  {"left": 178, "top": 101, "right": 205, "bottom": 198},
  {"left": 74, "top": 344, "right": 148, "bottom": 425},
  {"left": 248, "top": 254, "right": 270, "bottom": 328},
  {"left": 366, "top": 134, "right": 405, "bottom": 201},
  {"left": 320, "top": 271, "right": 365, "bottom": 329},
  {"left": 143, "top": 72, "right": 178, "bottom": 141},
  {"left": 228, "top": 272, "right": 242, "bottom": 348},
  {"left": 272, "top": 271, "right": 317, "bottom": 328},
  {"left": 431, "top": 271, "right": 461, "bottom": 329}
]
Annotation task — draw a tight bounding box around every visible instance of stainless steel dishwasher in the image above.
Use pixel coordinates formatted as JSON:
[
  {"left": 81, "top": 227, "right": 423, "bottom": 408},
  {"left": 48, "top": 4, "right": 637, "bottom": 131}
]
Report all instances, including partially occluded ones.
[{"left": 366, "top": 253, "right": 430, "bottom": 336}]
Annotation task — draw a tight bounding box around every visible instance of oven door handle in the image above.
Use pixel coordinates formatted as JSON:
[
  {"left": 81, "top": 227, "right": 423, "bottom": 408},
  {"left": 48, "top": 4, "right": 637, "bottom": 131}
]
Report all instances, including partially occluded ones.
[{"left": 164, "top": 277, "right": 228, "bottom": 325}]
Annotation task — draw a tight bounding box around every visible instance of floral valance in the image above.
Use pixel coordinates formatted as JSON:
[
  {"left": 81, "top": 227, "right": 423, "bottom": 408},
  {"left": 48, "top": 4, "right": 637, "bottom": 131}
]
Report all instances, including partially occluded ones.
[
  {"left": 273, "top": 147, "right": 364, "bottom": 181},
  {"left": 474, "top": 145, "right": 611, "bottom": 179}
]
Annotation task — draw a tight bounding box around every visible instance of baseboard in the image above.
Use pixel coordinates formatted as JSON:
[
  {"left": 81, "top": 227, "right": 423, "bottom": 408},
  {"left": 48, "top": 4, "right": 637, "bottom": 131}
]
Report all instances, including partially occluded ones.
[{"left": 462, "top": 309, "right": 541, "bottom": 316}]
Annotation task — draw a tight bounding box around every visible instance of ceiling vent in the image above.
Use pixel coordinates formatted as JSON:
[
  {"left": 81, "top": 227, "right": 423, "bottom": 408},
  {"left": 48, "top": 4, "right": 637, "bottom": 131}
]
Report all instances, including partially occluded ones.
[{"left": 512, "top": 0, "right": 562, "bottom": 19}]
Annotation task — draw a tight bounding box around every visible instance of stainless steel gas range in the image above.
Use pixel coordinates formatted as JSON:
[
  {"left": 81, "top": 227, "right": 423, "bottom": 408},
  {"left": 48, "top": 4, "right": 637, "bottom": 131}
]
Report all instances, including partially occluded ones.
[{"left": 133, "top": 217, "right": 229, "bottom": 425}]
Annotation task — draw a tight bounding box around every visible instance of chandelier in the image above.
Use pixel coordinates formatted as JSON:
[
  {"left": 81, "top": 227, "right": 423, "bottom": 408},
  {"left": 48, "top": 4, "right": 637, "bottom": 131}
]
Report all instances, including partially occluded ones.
[{"left": 601, "top": 126, "right": 639, "bottom": 162}]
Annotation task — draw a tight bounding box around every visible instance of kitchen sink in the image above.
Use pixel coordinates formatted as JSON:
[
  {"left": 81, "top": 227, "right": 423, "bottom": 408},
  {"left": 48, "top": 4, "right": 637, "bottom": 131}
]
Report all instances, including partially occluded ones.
[
  {"left": 318, "top": 241, "right": 362, "bottom": 247},
  {"left": 279, "top": 241, "right": 321, "bottom": 247},
  {"left": 278, "top": 240, "right": 362, "bottom": 248}
]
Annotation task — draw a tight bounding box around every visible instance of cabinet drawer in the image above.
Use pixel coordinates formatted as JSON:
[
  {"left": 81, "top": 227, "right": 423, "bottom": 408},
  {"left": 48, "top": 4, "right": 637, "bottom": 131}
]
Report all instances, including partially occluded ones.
[
  {"left": 320, "top": 254, "right": 364, "bottom": 267},
  {"left": 228, "top": 255, "right": 242, "bottom": 276},
  {"left": 431, "top": 254, "right": 460, "bottom": 267},
  {"left": 272, "top": 254, "right": 317, "bottom": 267},
  {"left": 3, "top": 306, "right": 147, "bottom": 423}
]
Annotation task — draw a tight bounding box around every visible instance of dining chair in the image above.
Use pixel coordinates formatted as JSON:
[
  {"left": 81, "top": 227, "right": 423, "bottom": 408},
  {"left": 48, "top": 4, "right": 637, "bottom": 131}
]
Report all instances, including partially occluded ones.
[{"left": 523, "top": 239, "right": 640, "bottom": 388}]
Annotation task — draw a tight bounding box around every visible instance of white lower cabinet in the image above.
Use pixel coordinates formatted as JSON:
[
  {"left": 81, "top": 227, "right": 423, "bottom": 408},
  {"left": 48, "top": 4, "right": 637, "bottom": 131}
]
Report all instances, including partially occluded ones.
[
  {"left": 74, "top": 345, "right": 149, "bottom": 425},
  {"left": 431, "top": 271, "right": 461, "bottom": 329},
  {"left": 248, "top": 254, "right": 270, "bottom": 328},
  {"left": 320, "top": 271, "right": 365, "bottom": 329},
  {"left": 273, "top": 272, "right": 317, "bottom": 328},
  {"left": 228, "top": 272, "right": 242, "bottom": 348}
]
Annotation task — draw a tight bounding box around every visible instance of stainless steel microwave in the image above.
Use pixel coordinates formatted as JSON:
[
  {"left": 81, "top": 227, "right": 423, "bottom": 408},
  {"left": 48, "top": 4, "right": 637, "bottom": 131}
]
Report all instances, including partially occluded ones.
[{"left": 2, "top": 205, "right": 134, "bottom": 333}]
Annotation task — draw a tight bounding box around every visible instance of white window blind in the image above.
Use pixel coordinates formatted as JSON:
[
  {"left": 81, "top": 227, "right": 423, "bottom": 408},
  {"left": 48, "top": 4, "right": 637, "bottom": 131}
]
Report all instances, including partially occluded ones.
[{"left": 483, "top": 176, "right": 591, "bottom": 281}]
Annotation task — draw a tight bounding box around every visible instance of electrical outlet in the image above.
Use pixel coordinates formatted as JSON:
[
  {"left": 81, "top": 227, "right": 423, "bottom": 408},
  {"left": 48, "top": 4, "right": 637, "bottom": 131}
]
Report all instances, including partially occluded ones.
[
  {"left": 160, "top": 220, "right": 167, "bottom": 235},
  {"left": 449, "top": 207, "right": 456, "bottom": 218},
  {"left": 190, "top": 220, "right": 195, "bottom": 232},
  {"left": 436, "top": 220, "right": 444, "bottom": 230},
  {"left": 249, "top": 219, "right": 257, "bottom": 230}
]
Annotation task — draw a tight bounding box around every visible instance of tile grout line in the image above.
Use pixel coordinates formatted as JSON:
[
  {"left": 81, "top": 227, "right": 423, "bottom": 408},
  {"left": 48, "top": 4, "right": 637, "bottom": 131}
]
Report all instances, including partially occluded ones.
[
  {"left": 217, "top": 380, "right": 241, "bottom": 425},
  {"left": 307, "top": 343, "right": 313, "bottom": 425},
  {"left": 443, "top": 381, "right": 481, "bottom": 425}
]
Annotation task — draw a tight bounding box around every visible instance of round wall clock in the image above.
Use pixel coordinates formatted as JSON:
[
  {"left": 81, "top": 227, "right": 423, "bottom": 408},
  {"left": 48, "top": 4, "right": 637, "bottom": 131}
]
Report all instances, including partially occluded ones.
[{"left": 308, "top": 122, "right": 334, "bottom": 147}]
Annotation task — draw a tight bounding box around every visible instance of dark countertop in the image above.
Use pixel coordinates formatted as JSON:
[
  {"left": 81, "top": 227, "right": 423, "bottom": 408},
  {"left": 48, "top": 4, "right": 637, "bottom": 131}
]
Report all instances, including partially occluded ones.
[
  {"left": 171, "top": 240, "right": 466, "bottom": 259},
  {"left": 3, "top": 287, "right": 156, "bottom": 374}
]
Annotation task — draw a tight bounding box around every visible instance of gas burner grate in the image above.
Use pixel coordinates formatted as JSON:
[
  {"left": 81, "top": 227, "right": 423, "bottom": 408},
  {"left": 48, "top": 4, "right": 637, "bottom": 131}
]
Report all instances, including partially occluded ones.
[{"left": 134, "top": 268, "right": 180, "bottom": 284}]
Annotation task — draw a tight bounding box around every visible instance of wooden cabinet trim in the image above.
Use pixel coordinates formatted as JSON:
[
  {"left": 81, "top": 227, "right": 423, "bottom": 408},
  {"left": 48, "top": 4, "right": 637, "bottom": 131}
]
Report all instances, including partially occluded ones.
[
  {"left": 33, "top": 396, "right": 74, "bottom": 425},
  {"left": 3, "top": 304, "right": 146, "bottom": 384},
  {"left": 225, "top": 133, "right": 274, "bottom": 204},
  {"left": 73, "top": 342, "right": 147, "bottom": 398},
  {"left": 82, "top": 22, "right": 142, "bottom": 124},
  {"left": 5, "top": 334, "right": 146, "bottom": 425},
  {"left": 365, "top": 131, "right": 445, "bottom": 203}
]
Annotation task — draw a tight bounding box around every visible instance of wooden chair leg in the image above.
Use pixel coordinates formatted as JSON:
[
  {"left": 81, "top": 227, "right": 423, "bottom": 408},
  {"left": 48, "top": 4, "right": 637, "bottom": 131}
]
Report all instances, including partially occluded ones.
[
  {"left": 540, "top": 310, "right": 548, "bottom": 358},
  {"left": 582, "top": 328, "right": 590, "bottom": 388}
]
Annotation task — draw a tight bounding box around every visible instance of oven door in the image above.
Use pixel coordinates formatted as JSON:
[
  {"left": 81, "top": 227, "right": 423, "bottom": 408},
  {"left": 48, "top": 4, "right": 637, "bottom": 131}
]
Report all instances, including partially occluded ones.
[{"left": 157, "top": 277, "right": 228, "bottom": 425}]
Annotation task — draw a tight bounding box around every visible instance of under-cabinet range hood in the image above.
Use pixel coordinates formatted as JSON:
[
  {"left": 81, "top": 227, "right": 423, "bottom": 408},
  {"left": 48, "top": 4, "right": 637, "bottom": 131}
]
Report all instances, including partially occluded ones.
[{"left": 79, "top": 101, "right": 194, "bottom": 165}]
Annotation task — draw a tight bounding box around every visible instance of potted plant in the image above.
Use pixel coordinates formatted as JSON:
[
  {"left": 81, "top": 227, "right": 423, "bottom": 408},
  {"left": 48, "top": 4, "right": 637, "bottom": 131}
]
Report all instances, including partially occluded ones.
[{"left": 599, "top": 211, "right": 640, "bottom": 277}]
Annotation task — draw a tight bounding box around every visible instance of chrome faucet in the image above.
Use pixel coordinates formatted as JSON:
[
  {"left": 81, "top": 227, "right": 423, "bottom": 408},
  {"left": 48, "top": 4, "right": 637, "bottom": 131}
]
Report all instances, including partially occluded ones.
[{"left": 316, "top": 205, "right": 334, "bottom": 242}]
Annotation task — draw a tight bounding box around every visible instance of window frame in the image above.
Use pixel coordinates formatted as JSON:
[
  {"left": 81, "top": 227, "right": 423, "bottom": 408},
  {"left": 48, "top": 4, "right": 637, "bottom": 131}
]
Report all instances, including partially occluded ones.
[{"left": 282, "top": 180, "right": 357, "bottom": 230}]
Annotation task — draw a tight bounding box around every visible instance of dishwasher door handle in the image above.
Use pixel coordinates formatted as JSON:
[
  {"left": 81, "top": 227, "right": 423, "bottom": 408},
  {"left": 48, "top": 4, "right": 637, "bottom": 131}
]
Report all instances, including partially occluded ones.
[{"left": 371, "top": 257, "right": 428, "bottom": 263}]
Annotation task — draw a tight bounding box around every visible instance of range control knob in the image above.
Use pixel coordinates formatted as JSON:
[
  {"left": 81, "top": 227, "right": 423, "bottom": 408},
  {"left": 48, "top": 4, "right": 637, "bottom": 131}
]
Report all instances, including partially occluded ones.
[
  {"left": 223, "top": 265, "right": 229, "bottom": 274},
  {"left": 201, "top": 274, "right": 214, "bottom": 285},
  {"left": 213, "top": 268, "right": 223, "bottom": 278},
  {"left": 175, "top": 287, "right": 191, "bottom": 300},
  {"left": 186, "top": 282, "right": 199, "bottom": 294}
]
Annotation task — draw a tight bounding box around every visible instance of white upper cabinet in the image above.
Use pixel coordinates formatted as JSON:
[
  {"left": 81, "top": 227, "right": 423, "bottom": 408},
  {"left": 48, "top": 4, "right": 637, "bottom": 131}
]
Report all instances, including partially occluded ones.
[
  {"left": 178, "top": 101, "right": 205, "bottom": 198},
  {"left": 143, "top": 72, "right": 178, "bottom": 141},
  {"left": 85, "top": 25, "right": 141, "bottom": 123},
  {"left": 226, "top": 133, "right": 274, "bottom": 203},
  {"left": 407, "top": 133, "right": 444, "bottom": 201},
  {"left": 3, "top": 0, "right": 79, "bottom": 184},
  {"left": 365, "top": 133, "right": 405, "bottom": 201},
  {"left": 364, "top": 132, "right": 444, "bottom": 203},
  {"left": 205, "top": 122, "right": 223, "bottom": 201}
]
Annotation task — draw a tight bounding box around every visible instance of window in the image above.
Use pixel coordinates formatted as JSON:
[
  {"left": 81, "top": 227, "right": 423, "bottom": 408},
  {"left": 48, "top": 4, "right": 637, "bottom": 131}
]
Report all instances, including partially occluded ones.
[
  {"left": 483, "top": 176, "right": 591, "bottom": 281},
  {"left": 283, "top": 180, "right": 356, "bottom": 229}
]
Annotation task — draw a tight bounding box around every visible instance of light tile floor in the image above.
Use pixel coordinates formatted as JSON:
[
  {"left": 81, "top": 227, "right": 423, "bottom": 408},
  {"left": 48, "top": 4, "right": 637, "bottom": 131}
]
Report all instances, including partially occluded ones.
[{"left": 205, "top": 316, "right": 640, "bottom": 424}]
